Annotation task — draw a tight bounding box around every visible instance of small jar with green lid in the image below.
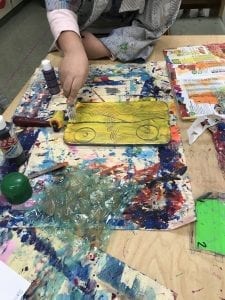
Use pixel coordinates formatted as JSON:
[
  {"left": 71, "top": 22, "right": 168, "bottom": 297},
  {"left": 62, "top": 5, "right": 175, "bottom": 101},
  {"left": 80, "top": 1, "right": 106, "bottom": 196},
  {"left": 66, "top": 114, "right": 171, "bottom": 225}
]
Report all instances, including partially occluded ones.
[{"left": 1, "top": 172, "right": 32, "bottom": 205}]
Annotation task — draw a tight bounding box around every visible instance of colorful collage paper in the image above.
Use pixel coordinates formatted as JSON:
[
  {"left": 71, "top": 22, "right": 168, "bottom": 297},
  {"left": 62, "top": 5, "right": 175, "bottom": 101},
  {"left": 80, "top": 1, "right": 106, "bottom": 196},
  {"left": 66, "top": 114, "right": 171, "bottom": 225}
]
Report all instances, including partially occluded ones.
[{"left": 164, "top": 43, "right": 225, "bottom": 119}]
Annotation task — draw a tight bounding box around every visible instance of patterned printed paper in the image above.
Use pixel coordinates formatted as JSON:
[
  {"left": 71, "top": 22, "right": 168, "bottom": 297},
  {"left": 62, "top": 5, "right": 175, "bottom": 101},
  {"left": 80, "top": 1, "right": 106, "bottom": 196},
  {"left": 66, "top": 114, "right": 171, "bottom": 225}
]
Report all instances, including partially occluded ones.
[{"left": 164, "top": 43, "right": 225, "bottom": 119}]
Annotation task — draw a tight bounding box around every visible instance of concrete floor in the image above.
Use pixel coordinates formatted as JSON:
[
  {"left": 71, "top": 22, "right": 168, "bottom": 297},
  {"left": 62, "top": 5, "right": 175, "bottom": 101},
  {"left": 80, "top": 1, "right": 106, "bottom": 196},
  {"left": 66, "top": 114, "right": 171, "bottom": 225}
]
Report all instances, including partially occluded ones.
[
  {"left": 0, "top": 0, "right": 52, "bottom": 112},
  {"left": 170, "top": 17, "right": 225, "bottom": 35},
  {"left": 0, "top": 3, "right": 225, "bottom": 113}
]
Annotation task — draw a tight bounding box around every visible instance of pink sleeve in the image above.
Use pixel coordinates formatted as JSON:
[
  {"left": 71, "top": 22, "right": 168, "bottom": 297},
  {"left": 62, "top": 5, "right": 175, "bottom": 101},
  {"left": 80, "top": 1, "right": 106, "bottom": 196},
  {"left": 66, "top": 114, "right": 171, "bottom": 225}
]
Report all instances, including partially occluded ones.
[{"left": 47, "top": 9, "right": 80, "bottom": 43}]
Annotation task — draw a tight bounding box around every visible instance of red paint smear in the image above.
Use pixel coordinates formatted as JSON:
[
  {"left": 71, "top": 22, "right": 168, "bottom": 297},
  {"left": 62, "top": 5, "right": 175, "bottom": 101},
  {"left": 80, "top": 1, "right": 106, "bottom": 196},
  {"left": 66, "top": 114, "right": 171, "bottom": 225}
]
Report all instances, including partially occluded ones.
[
  {"left": 100, "top": 76, "right": 109, "bottom": 81},
  {"left": 89, "top": 161, "right": 161, "bottom": 183},
  {"left": 132, "top": 185, "right": 163, "bottom": 205},
  {"left": 167, "top": 189, "right": 185, "bottom": 214},
  {"left": 170, "top": 125, "right": 181, "bottom": 142},
  {"left": 179, "top": 103, "right": 190, "bottom": 118},
  {"left": 93, "top": 76, "right": 109, "bottom": 83},
  {"left": 73, "top": 277, "right": 79, "bottom": 286},
  {"left": 123, "top": 183, "right": 185, "bottom": 227},
  {"left": 130, "top": 182, "right": 184, "bottom": 211},
  {"left": 127, "top": 163, "right": 160, "bottom": 182},
  {"left": 89, "top": 163, "right": 127, "bottom": 177},
  {"left": 35, "top": 141, "right": 41, "bottom": 147},
  {"left": 210, "top": 124, "right": 225, "bottom": 173},
  {"left": 89, "top": 160, "right": 185, "bottom": 184}
]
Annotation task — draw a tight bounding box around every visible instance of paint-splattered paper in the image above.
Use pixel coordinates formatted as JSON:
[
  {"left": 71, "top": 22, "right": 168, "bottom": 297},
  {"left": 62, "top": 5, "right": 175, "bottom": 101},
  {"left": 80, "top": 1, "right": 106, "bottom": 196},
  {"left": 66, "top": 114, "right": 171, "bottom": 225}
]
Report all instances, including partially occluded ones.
[
  {"left": 0, "top": 104, "right": 195, "bottom": 231},
  {"left": 194, "top": 193, "right": 225, "bottom": 256},
  {"left": 209, "top": 121, "right": 225, "bottom": 174},
  {"left": 187, "top": 114, "right": 224, "bottom": 145},
  {"left": 164, "top": 43, "right": 225, "bottom": 119},
  {"left": 186, "top": 115, "right": 225, "bottom": 173},
  {"left": 0, "top": 227, "right": 176, "bottom": 299},
  {"left": 64, "top": 101, "right": 170, "bottom": 145},
  {"left": 0, "top": 62, "right": 194, "bottom": 231},
  {"left": 13, "top": 61, "right": 172, "bottom": 123}
]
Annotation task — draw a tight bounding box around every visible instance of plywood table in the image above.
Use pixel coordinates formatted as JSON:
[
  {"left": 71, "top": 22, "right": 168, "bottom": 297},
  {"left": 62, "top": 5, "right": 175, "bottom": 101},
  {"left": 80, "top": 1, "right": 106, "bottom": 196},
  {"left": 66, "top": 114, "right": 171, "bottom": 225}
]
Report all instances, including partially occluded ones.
[{"left": 4, "top": 36, "right": 225, "bottom": 300}]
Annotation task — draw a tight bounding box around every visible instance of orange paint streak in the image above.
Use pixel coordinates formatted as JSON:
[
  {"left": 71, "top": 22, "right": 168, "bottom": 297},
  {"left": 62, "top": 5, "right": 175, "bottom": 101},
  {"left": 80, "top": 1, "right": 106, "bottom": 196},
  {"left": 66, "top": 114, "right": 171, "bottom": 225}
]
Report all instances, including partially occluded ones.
[
  {"left": 170, "top": 125, "right": 181, "bottom": 142},
  {"left": 89, "top": 163, "right": 127, "bottom": 176},
  {"left": 128, "top": 163, "right": 160, "bottom": 182},
  {"left": 190, "top": 92, "right": 218, "bottom": 104}
]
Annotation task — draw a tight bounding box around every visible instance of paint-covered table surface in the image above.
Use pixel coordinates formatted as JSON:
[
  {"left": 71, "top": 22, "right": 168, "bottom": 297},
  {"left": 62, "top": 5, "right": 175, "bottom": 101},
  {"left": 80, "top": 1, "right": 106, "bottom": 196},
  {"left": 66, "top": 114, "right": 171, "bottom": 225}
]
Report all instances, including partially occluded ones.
[{"left": 3, "top": 36, "right": 225, "bottom": 300}]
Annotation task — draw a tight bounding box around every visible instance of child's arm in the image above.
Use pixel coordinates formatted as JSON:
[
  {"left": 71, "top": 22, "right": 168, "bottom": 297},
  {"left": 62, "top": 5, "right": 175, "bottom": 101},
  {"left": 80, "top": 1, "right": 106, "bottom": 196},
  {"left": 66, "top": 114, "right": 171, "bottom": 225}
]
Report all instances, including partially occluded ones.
[
  {"left": 45, "top": 6, "right": 88, "bottom": 102},
  {"left": 57, "top": 31, "right": 89, "bottom": 103},
  {"left": 45, "top": 3, "right": 111, "bottom": 102}
]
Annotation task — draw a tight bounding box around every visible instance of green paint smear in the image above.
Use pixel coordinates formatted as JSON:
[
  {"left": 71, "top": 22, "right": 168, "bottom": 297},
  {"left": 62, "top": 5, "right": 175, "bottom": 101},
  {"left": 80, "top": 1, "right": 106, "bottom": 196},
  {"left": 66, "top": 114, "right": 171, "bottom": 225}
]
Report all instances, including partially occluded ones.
[
  {"left": 195, "top": 197, "right": 225, "bottom": 255},
  {"left": 38, "top": 167, "right": 139, "bottom": 248}
]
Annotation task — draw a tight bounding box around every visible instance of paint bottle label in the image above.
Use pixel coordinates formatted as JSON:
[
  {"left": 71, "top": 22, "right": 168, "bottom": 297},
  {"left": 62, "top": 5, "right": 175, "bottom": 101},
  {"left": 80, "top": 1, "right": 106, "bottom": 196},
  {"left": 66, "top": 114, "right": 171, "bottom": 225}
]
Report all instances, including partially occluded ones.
[
  {"left": 0, "top": 134, "right": 23, "bottom": 159},
  {"left": 0, "top": 116, "right": 26, "bottom": 166}
]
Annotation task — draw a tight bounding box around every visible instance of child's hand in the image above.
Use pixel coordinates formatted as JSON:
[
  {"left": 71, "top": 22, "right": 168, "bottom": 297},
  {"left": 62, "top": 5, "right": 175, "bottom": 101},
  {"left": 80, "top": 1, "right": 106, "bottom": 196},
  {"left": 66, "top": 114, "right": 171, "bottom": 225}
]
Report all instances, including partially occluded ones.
[
  {"left": 58, "top": 31, "right": 89, "bottom": 103},
  {"left": 57, "top": 30, "right": 110, "bottom": 103},
  {"left": 60, "top": 49, "right": 89, "bottom": 103}
]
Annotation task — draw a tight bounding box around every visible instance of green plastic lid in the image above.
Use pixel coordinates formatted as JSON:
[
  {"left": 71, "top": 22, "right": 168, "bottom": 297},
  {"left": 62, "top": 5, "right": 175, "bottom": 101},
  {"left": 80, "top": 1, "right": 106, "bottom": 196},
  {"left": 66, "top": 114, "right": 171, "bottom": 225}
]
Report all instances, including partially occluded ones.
[{"left": 1, "top": 172, "right": 32, "bottom": 205}]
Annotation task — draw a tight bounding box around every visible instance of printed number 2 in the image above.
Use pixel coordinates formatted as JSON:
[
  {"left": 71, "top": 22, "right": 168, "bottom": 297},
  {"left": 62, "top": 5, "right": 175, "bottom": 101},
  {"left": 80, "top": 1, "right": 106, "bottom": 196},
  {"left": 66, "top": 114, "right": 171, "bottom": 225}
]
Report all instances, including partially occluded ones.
[{"left": 197, "top": 241, "right": 207, "bottom": 248}]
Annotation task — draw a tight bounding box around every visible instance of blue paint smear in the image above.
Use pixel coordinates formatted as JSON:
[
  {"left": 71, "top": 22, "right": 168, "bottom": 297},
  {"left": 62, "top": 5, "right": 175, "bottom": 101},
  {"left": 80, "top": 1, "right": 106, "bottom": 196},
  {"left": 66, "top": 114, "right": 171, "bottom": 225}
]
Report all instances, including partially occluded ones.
[
  {"left": 106, "top": 218, "right": 126, "bottom": 227},
  {"left": 73, "top": 262, "right": 90, "bottom": 281},
  {"left": 158, "top": 143, "right": 187, "bottom": 177},
  {"left": 123, "top": 146, "right": 157, "bottom": 160},
  {"left": 35, "top": 128, "right": 57, "bottom": 170},
  {"left": 19, "top": 228, "right": 93, "bottom": 293},
  {"left": 112, "top": 142, "right": 187, "bottom": 230},
  {"left": 98, "top": 255, "right": 157, "bottom": 299},
  {"left": 80, "top": 157, "right": 107, "bottom": 168},
  {"left": 94, "top": 292, "right": 110, "bottom": 300},
  {"left": 217, "top": 122, "right": 225, "bottom": 131},
  {"left": 90, "top": 80, "right": 124, "bottom": 86},
  {"left": 108, "top": 151, "right": 115, "bottom": 156},
  {"left": 39, "top": 158, "right": 56, "bottom": 169},
  {"left": 141, "top": 78, "right": 160, "bottom": 98},
  {"left": 97, "top": 256, "right": 124, "bottom": 289},
  {"left": 159, "top": 146, "right": 180, "bottom": 164}
]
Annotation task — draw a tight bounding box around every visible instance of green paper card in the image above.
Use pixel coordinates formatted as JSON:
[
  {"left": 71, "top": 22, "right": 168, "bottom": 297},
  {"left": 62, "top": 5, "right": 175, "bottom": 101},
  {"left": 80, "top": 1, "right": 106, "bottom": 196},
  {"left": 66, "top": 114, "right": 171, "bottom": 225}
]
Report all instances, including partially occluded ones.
[{"left": 195, "top": 193, "right": 225, "bottom": 255}]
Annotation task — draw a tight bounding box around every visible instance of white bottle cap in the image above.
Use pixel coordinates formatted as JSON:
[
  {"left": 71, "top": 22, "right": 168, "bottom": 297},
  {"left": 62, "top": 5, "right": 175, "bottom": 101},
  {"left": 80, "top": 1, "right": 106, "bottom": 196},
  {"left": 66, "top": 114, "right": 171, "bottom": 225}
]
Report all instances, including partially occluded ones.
[
  {"left": 0, "top": 115, "right": 6, "bottom": 130},
  {"left": 41, "top": 59, "right": 52, "bottom": 71}
]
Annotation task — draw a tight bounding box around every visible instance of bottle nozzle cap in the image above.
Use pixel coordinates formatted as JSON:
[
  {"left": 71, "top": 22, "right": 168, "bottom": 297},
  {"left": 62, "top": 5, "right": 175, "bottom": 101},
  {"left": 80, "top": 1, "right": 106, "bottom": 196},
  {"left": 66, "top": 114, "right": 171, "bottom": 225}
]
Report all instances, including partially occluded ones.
[
  {"left": 0, "top": 115, "right": 6, "bottom": 130},
  {"left": 41, "top": 59, "right": 52, "bottom": 71}
]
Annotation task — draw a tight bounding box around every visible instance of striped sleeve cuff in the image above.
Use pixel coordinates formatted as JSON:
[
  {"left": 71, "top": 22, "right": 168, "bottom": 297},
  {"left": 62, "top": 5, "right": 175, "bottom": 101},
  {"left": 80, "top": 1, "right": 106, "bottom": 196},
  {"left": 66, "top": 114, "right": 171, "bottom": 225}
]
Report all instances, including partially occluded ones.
[{"left": 47, "top": 9, "right": 80, "bottom": 44}]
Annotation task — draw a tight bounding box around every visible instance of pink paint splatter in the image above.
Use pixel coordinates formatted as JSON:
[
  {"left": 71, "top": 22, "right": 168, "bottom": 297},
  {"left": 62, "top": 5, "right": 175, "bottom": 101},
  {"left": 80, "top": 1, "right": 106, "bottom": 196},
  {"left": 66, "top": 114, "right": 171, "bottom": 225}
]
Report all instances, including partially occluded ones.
[{"left": 0, "top": 240, "right": 17, "bottom": 263}]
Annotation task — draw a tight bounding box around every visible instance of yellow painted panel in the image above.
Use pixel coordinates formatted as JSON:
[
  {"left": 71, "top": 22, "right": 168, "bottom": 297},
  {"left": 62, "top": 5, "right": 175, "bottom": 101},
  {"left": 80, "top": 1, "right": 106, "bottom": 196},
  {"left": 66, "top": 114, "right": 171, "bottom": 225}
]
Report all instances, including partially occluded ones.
[{"left": 64, "top": 101, "right": 170, "bottom": 145}]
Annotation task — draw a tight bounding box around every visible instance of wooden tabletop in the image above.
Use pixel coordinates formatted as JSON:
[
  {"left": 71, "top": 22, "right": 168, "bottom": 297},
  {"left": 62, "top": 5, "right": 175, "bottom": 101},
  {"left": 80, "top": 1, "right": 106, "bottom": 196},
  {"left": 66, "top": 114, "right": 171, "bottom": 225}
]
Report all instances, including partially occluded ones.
[{"left": 5, "top": 36, "right": 225, "bottom": 300}]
